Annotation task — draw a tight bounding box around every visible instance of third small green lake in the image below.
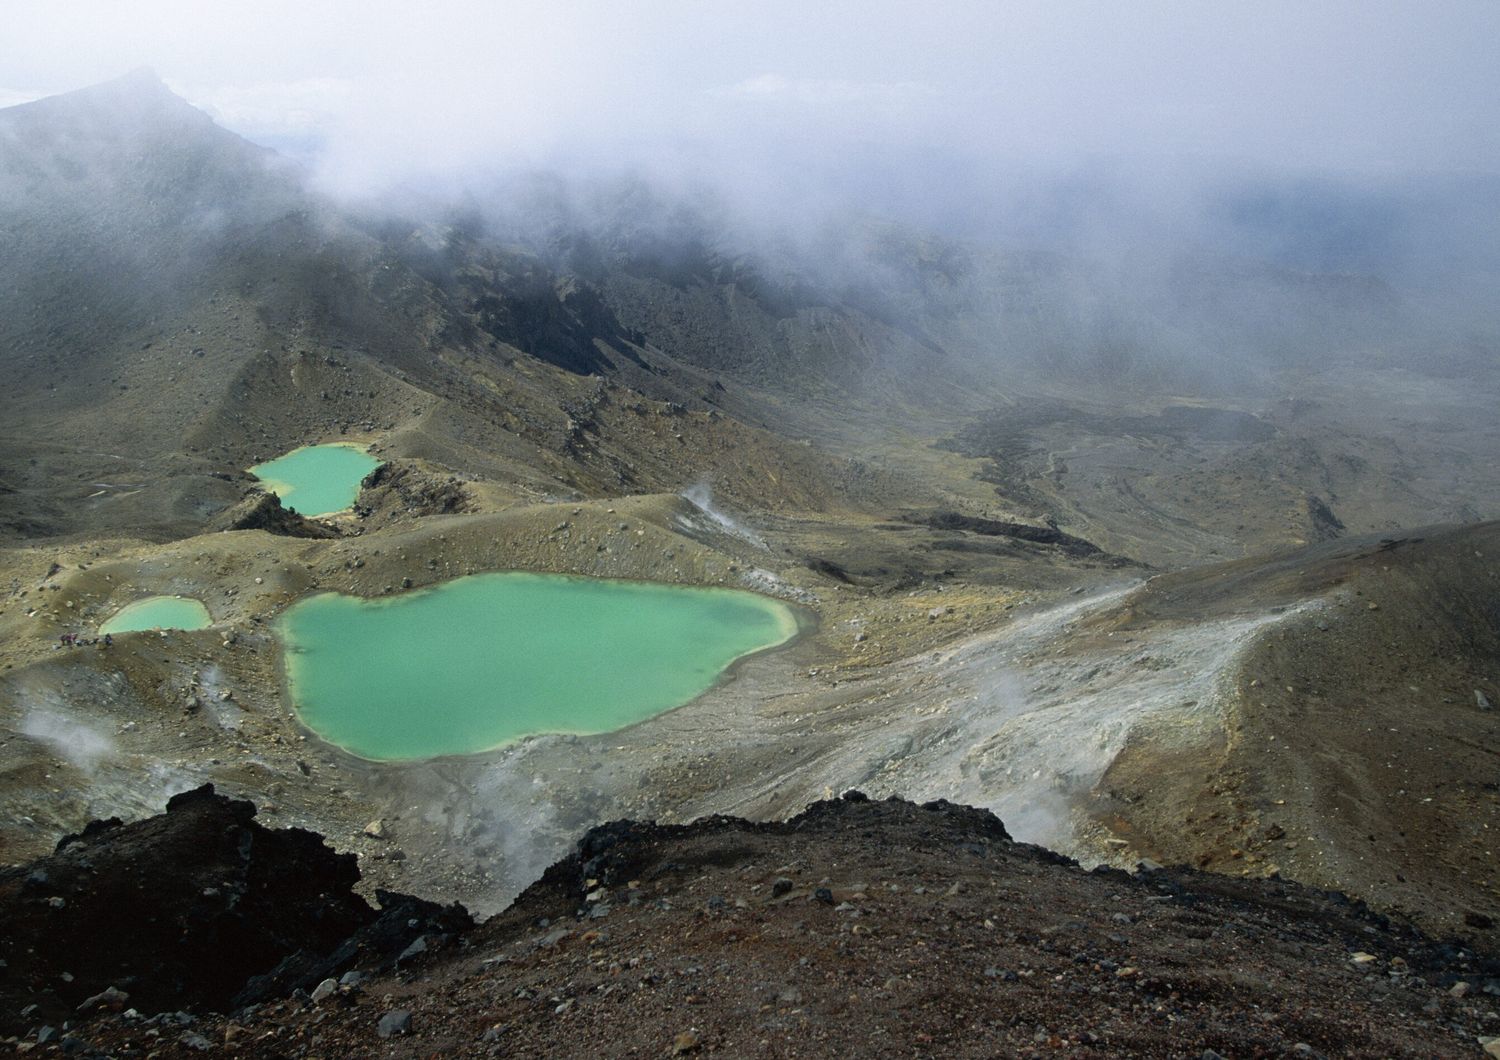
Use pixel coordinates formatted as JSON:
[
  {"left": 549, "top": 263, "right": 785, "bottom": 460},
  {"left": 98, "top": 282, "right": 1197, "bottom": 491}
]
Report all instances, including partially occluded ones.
[
  {"left": 100, "top": 596, "right": 212, "bottom": 635},
  {"left": 278, "top": 572, "right": 801, "bottom": 761},
  {"left": 248, "top": 443, "right": 379, "bottom": 517}
]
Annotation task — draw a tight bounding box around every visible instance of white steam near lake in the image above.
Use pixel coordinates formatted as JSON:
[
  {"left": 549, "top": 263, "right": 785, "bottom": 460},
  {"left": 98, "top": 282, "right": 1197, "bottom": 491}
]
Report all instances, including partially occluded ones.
[{"left": 19, "top": 705, "right": 115, "bottom": 773}]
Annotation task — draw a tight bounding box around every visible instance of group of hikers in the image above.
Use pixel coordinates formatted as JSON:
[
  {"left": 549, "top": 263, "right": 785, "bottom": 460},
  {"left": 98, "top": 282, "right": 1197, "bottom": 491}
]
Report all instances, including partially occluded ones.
[{"left": 59, "top": 632, "right": 111, "bottom": 648}]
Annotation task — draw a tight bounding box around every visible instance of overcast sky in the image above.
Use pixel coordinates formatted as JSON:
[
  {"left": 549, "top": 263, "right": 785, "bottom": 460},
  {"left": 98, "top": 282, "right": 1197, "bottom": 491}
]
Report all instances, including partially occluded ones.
[{"left": 4, "top": 0, "right": 1499, "bottom": 200}]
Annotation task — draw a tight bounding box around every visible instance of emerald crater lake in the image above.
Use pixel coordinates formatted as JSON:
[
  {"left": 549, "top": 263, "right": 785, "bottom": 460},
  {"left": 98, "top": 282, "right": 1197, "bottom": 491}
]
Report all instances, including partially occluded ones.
[
  {"left": 248, "top": 443, "right": 380, "bottom": 517},
  {"left": 278, "top": 572, "right": 801, "bottom": 761},
  {"left": 100, "top": 596, "right": 212, "bottom": 634}
]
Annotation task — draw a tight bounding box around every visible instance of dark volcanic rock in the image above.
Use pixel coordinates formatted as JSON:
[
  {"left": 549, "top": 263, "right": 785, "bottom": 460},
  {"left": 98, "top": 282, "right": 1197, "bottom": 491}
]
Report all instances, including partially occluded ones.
[
  {"left": 910, "top": 509, "right": 1105, "bottom": 558},
  {"left": 9, "top": 792, "right": 1500, "bottom": 1056},
  {"left": 208, "top": 487, "right": 340, "bottom": 538},
  {"left": 233, "top": 889, "right": 471, "bottom": 1008},
  {"left": 804, "top": 555, "right": 855, "bottom": 583},
  {"left": 1306, "top": 493, "right": 1346, "bottom": 540},
  {"left": 356, "top": 461, "right": 470, "bottom": 518},
  {"left": 514, "top": 791, "right": 1013, "bottom": 913},
  {"left": 68, "top": 792, "right": 1498, "bottom": 1058},
  {"left": 0, "top": 785, "right": 464, "bottom": 1031},
  {"left": 427, "top": 246, "right": 646, "bottom": 376},
  {"left": 377, "top": 1008, "right": 412, "bottom": 1038}
]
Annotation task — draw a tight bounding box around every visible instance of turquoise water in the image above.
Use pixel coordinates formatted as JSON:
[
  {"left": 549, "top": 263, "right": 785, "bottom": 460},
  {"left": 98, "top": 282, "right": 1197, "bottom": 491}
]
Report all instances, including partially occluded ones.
[
  {"left": 248, "top": 444, "right": 380, "bottom": 517},
  {"left": 278, "top": 572, "right": 800, "bottom": 761},
  {"left": 100, "top": 596, "right": 212, "bottom": 634}
]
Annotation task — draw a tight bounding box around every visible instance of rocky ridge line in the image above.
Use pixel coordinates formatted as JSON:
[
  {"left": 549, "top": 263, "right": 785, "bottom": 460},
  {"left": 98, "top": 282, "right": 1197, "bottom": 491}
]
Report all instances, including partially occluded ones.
[{"left": 4, "top": 790, "right": 1500, "bottom": 1056}]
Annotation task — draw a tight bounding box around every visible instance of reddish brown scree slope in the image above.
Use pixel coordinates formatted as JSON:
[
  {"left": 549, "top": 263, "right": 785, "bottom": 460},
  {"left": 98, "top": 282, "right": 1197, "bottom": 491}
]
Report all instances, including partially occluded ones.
[{"left": 26, "top": 792, "right": 1500, "bottom": 1058}]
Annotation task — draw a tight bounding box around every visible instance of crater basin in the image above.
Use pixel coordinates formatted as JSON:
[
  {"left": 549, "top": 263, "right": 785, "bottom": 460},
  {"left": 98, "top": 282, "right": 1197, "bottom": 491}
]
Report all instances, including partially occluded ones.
[
  {"left": 278, "top": 572, "right": 801, "bottom": 761},
  {"left": 248, "top": 443, "right": 380, "bottom": 517}
]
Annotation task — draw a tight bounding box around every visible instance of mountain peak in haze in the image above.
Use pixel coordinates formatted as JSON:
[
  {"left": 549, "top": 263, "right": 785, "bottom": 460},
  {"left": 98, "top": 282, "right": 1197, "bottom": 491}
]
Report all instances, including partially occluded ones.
[
  {"left": 0, "top": 67, "right": 309, "bottom": 382},
  {"left": 83, "top": 65, "right": 171, "bottom": 95},
  {"left": 1, "top": 65, "right": 200, "bottom": 125},
  {"left": 0, "top": 67, "right": 259, "bottom": 197},
  {"left": 0, "top": 66, "right": 291, "bottom": 203}
]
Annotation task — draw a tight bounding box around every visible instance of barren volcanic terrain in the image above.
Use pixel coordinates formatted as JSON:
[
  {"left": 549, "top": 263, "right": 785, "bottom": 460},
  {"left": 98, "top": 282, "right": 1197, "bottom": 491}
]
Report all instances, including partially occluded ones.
[
  {"left": 9, "top": 788, "right": 1500, "bottom": 1058},
  {"left": 2, "top": 72, "right": 1500, "bottom": 1055}
]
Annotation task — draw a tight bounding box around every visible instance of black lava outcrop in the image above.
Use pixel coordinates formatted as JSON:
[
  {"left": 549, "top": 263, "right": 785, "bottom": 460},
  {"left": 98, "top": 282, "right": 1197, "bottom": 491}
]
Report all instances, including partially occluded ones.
[
  {"left": 1306, "top": 492, "right": 1347, "bottom": 540},
  {"left": 516, "top": 791, "right": 1014, "bottom": 916},
  {"left": 53, "top": 792, "right": 1500, "bottom": 1057},
  {"left": 208, "top": 488, "right": 341, "bottom": 538},
  {"left": 909, "top": 509, "right": 1107, "bottom": 558},
  {"left": 0, "top": 785, "right": 468, "bottom": 1033}
]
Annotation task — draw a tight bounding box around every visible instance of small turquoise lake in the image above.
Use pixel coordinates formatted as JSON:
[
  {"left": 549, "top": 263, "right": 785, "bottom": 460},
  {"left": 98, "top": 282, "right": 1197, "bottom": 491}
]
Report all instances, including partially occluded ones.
[
  {"left": 248, "top": 444, "right": 379, "bottom": 517},
  {"left": 100, "top": 596, "right": 212, "bottom": 634},
  {"left": 278, "top": 572, "right": 801, "bottom": 761}
]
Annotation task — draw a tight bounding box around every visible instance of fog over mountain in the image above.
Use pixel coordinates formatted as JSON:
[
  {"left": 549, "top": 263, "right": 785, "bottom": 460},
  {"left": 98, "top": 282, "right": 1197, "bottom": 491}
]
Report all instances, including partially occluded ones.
[
  {"left": 7, "top": 3, "right": 1500, "bottom": 202},
  {"left": 9, "top": 2, "right": 1499, "bottom": 355},
  {"left": 10, "top": 3, "right": 1500, "bottom": 166}
]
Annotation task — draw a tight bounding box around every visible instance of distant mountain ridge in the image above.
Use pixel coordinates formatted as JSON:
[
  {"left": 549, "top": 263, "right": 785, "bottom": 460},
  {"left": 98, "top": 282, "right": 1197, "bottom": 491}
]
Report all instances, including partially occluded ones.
[
  {"left": 0, "top": 72, "right": 1464, "bottom": 542},
  {"left": 0, "top": 72, "right": 1433, "bottom": 398}
]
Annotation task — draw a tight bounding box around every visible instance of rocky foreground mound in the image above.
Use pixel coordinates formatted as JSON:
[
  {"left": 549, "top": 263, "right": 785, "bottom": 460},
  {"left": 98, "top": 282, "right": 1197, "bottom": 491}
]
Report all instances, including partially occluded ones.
[
  {"left": 0, "top": 786, "right": 469, "bottom": 1042},
  {"left": 3, "top": 791, "right": 1500, "bottom": 1057}
]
